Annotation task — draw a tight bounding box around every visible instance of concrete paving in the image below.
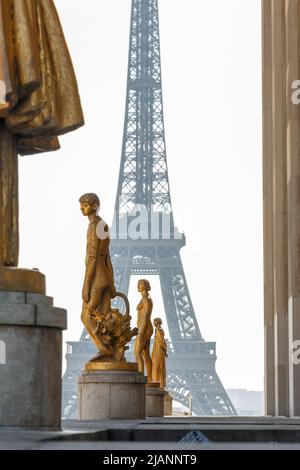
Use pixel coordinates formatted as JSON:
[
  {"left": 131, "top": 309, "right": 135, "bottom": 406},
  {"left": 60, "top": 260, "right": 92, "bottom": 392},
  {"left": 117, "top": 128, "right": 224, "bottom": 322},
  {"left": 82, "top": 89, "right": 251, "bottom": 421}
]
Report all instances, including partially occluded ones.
[{"left": 1, "top": 416, "right": 300, "bottom": 450}]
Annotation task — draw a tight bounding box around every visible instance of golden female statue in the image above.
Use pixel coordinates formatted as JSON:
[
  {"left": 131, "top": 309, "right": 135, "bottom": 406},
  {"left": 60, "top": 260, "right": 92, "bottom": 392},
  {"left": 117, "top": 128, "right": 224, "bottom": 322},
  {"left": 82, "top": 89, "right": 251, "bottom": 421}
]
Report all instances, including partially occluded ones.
[
  {"left": 134, "top": 279, "right": 153, "bottom": 381},
  {"left": 152, "top": 318, "right": 168, "bottom": 390},
  {"left": 0, "top": 0, "right": 84, "bottom": 268}
]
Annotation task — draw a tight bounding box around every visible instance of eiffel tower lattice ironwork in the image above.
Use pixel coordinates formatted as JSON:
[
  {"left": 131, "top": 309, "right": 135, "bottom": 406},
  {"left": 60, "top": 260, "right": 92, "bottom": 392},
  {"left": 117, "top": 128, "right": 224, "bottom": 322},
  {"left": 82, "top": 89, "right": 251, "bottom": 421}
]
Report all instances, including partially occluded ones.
[{"left": 62, "top": 0, "right": 236, "bottom": 418}]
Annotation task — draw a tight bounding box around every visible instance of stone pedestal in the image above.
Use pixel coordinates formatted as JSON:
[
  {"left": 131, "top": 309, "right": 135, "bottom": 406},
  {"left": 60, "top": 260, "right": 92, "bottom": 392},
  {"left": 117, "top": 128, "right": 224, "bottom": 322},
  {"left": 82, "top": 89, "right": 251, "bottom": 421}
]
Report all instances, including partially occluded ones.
[
  {"left": 164, "top": 391, "right": 173, "bottom": 416},
  {"left": 77, "top": 367, "right": 146, "bottom": 420},
  {"left": 146, "top": 382, "right": 164, "bottom": 417},
  {"left": 0, "top": 290, "right": 67, "bottom": 428}
]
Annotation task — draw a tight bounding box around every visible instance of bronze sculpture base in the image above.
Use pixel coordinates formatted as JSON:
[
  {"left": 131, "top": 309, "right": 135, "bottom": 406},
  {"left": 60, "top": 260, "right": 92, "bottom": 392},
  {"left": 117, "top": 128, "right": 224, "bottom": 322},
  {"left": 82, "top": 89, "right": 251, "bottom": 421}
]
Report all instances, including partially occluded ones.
[
  {"left": 84, "top": 361, "right": 138, "bottom": 372},
  {"left": 0, "top": 267, "right": 46, "bottom": 294}
]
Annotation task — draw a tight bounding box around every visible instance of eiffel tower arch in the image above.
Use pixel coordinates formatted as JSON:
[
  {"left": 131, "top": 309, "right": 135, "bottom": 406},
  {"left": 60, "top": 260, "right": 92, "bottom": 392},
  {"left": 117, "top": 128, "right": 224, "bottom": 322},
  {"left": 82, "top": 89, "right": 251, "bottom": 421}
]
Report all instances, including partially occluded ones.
[{"left": 62, "top": 0, "right": 236, "bottom": 418}]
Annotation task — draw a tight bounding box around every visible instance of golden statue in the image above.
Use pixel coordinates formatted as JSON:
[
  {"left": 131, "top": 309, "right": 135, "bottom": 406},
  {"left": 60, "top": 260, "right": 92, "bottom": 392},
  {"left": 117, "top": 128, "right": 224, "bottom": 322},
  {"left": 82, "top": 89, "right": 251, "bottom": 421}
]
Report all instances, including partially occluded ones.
[
  {"left": 80, "top": 193, "right": 138, "bottom": 366},
  {"left": 134, "top": 279, "right": 153, "bottom": 381},
  {"left": 0, "top": 0, "right": 84, "bottom": 273},
  {"left": 152, "top": 318, "right": 168, "bottom": 390}
]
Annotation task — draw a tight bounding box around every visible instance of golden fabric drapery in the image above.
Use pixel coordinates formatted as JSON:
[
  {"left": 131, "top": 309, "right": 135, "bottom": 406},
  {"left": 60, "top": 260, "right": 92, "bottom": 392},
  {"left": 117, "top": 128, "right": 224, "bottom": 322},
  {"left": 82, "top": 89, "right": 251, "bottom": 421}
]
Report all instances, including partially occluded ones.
[
  {"left": 0, "top": 0, "right": 84, "bottom": 266},
  {"left": 1, "top": 0, "right": 84, "bottom": 154}
]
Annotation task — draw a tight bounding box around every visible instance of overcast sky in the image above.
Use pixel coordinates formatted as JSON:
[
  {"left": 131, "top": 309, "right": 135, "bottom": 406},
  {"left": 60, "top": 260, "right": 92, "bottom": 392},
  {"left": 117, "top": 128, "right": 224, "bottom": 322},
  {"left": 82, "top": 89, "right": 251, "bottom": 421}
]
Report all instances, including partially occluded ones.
[{"left": 19, "top": 0, "right": 263, "bottom": 391}]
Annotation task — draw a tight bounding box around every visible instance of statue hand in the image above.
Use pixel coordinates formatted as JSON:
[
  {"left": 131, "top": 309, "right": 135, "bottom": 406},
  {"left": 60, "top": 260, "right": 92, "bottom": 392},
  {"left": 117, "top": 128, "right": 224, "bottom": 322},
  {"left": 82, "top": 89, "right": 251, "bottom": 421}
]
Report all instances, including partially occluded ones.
[
  {"left": 82, "top": 286, "right": 90, "bottom": 303},
  {"left": 132, "top": 327, "right": 139, "bottom": 337}
]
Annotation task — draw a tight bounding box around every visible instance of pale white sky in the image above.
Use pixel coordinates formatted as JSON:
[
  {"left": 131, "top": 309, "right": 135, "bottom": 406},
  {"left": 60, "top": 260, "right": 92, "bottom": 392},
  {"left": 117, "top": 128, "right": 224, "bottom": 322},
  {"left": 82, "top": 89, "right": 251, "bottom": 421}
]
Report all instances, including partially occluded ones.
[{"left": 19, "top": 0, "right": 263, "bottom": 391}]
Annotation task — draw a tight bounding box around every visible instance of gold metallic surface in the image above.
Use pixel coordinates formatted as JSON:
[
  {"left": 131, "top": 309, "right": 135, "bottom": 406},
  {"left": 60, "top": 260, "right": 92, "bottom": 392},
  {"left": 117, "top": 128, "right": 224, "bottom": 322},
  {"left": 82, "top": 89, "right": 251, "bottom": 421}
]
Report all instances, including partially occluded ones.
[
  {"left": 0, "top": 123, "right": 18, "bottom": 266},
  {"left": 152, "top": 318, "right": 168, "bottom": 390},
  {"left": 1, "top": 0, "right": 84, "bottom": 153},
  {"left": 80, "top": 194, "right": 138, "bottom": 365},
  {"left": 0, "top": 5, "right": 10, "bottom": 117},
  {"left": 85, "top": 361, "right": 138, "bottom": 372},
  {"left": 134, "top": 279, "right": 154, "bottom": 382},
  {"left": 0, "top": 267, "right": 46, "bottom": 293},
  {"left": 0, "top": 0, "right": 84, "bottom": 269}
]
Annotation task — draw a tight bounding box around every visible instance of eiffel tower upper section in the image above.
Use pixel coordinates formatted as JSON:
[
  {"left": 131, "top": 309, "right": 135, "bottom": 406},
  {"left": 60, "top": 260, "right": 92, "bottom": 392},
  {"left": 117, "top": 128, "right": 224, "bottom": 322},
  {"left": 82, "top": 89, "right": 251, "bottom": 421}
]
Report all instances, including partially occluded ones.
[
  {"left": 109, "top": 0, "right": 204, "bottom": 344},
  {"left": 113, "top": 0, "right": 176, "bottom": 236}
]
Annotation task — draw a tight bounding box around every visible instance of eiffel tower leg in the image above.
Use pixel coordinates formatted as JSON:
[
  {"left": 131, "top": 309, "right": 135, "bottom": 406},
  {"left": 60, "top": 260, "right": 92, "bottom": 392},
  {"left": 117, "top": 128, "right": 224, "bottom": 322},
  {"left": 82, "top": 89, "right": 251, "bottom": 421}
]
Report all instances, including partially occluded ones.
[
  {"left": 167, "top": 367, "right": 237, "bottom": 416},
  {"left": 159, "top": 250, "right": 202, "bottom": 344},
  {"left": 159, "top": 251, "right": 236, "bottom": 416}
]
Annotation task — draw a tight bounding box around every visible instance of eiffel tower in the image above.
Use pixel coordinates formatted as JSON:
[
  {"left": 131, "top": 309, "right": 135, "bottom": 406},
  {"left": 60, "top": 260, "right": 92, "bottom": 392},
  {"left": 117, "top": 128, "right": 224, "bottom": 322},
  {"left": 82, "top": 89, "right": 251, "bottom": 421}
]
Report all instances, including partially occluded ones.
[{"left": 62, "top": 0, "right": 236, "bottom": 418}]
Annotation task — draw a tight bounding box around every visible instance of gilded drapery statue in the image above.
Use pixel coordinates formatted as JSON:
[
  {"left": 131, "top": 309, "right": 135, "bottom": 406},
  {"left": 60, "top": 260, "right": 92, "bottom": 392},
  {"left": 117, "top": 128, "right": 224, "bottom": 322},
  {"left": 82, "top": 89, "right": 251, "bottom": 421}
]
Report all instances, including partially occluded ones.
[
  {"left": 134, "top": 279, "right": 153, "bottom": 381},
  {"left": 0, "top": 0, "right": 84, "bottom": 267},
  {"left": 152, "top": 318, "right": 168, "bottom": 390}
]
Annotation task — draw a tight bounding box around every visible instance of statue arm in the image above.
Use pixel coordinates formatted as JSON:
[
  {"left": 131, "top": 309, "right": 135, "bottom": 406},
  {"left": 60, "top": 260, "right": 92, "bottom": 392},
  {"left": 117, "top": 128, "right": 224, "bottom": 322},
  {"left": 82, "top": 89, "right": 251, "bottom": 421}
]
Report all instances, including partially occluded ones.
[
  {"left": 159, "top": 329, "right": 168, "bottom": 354},
  {"left": 163, "top": 339, "right": 168, "bottom": 356},
  {"left": 98, "top": 224, "right": 110, "bottom": 256},
  {"left": 98, "top": 223, "right": 117, "bottom": 296}
]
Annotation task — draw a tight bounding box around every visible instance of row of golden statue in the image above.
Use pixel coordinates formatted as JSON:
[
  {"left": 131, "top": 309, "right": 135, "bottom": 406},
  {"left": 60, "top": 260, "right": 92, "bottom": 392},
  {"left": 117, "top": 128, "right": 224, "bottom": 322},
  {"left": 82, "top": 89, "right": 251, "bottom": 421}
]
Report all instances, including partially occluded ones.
[{"left": 80, "top": 193, "right": 167, "bottom": 391}]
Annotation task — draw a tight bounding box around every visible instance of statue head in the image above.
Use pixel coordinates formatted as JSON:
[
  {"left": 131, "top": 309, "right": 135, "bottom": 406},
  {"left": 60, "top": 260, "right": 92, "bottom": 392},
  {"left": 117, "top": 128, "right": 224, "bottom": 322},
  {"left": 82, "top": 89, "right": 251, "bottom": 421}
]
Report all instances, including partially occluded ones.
[
  {"left": 137, "top": 279, "right": 151, "bottom": 293},
  {"left": 153, "top": 317, "right": 162, "bottom": 328},
  {"left": 79, "top": 193, "right": 100, "bottom": 217}
]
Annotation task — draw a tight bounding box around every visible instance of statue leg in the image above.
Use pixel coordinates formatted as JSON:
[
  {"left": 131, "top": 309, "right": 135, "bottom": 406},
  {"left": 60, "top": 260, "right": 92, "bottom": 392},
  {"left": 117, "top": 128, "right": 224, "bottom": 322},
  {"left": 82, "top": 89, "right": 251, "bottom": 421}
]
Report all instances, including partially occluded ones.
[
  {"left": 142, "top": 340, "right": 153, "bottom": 382},
  {"left": 97, "top": 287, "right": 111, "bottom": 316},
  {"left": 134, "top": 338, "right": 145, "bottom": 374},
  {"left": 152, "top": 358, "right": 159, "bottom": 383},
  {"left": 0, "top": 121, "right": 18, "bottom": 266},
  {"left": 81, "top": 290, "right": 112, "bottom": 359},
  {"left": 162, "top": 363, "right": 166, "bottom": 390}
]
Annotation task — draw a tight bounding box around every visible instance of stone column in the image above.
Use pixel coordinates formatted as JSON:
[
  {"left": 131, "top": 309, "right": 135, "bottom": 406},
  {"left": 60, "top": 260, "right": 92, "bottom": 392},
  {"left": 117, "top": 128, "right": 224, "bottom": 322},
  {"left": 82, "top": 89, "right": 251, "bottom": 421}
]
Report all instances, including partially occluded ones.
[
  {"left": 262, "top": 0, "right": 300, "bottom": 417},
  {"left": 285, "top": 0, "right": 300, "bottom": 417},
  {"left": 0, "top": 279, "right": 67, "bottom": 428},
  {"left": 262, "top": 0, "right": 275, "bottom": 415},
  {"left": 271, "top": 0, "right": 289, "bottom": 417}
]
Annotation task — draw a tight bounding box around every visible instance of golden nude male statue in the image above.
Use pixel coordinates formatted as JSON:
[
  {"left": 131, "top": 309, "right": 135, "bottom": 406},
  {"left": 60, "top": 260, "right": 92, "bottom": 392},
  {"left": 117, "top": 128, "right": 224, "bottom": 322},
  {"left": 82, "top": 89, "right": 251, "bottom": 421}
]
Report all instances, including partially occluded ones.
[
  {"left": 0, "top": 0, "right": 84, "bottom": 291},
  {"left": 152, "top": 318, "right": 168, "bottom": 390},
  {"left": 134, "top": 279, "right": 153, "bottom": 381},
  {"left": 80, "top": 193, "right": 138, "bottom": 366}
]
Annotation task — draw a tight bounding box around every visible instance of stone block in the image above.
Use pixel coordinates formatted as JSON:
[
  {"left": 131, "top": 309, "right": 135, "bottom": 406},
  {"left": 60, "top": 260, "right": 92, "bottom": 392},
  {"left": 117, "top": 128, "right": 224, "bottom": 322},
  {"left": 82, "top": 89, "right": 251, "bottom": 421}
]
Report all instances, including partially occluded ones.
[
  {"left": 26, "top": 293, "right": 53, "bottom": 307},
  {"left": 146, "top": 385, "right": 164, "bottom": 417},
  {"left": 0, "top": 304, "right": 35, "bottom": 325},
  {"left": 77, "top": 369, "right": 146, "bottom": 420},
  {"left": 164, "top": 391, "right": 173, "bottom": 416},
  {"left": 0, "top": 291, "right": 26, "bottom": 304},
  {"left": 36, "top": 307, "right": 67, "bottom": 329}
]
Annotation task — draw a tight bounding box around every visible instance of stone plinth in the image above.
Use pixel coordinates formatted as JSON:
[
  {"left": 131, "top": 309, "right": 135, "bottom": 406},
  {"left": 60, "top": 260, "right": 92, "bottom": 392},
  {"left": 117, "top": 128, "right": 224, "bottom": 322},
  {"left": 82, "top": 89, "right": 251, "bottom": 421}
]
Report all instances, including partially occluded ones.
[
  {"left": 0, "top": 290, "right": 67, "bottom": 429},
  {"left": 146, "top": 382, "right": 164, "bottom": 417},
  {"left": 164, "top": 391, "right": 173, "bottom": 416},
  {"left": 77, "top": 368, "right": 146, "bottom": 420}
]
